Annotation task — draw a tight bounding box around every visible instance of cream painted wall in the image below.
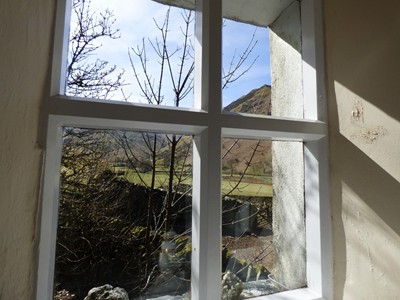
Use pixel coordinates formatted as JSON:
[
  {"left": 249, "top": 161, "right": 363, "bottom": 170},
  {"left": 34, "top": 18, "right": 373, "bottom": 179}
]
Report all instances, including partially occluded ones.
[
  {"left": 0, "top": 0, "right": 54, "bottom": 299},
  {"left": 324, "top": 0, "right": 400, "bottom": 299}
]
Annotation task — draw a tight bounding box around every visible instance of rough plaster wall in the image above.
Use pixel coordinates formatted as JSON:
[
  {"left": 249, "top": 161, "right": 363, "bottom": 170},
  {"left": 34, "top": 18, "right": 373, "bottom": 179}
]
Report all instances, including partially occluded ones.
[
  {"left": 0, "top": 0, "right": 53, "bottom": 299},
  {"left": 152, "top": 0, "right": 294, "bottom": 27},
  {"left": 270, "top": 2, "right": 303, "bottom": 118},
  {"left": 269, "top": 2, "right": 306, "bottom": 289},
  {"left": 324, "top": 0, "right": 400, "bottom": 298}
]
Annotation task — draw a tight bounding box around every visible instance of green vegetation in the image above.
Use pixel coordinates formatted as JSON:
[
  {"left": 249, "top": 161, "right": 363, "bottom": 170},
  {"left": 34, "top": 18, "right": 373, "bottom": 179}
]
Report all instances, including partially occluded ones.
[
  {"left": 221, "top": 176, "right": 272, "bottom": 197},
  {"left": 114, "top": 167, "right": 272, "bottom": 197},
  {"left": 123, "top": 168, "right": 190, "bottom": 188}
]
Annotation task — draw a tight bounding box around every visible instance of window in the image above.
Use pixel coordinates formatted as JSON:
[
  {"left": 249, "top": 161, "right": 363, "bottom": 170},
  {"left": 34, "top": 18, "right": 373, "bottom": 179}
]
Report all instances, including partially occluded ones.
[{"left": 37, "top": 0, "right": 332, "bottom": 299}]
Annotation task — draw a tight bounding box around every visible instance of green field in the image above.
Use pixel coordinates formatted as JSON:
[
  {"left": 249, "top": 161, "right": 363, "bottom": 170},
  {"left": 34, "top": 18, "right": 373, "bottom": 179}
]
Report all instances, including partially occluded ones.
[
  {"left": 221, "top": 178, "right": 272, "bottom": 197},
  {"left": 116, "top": 167, "right": 272, "bottom": 198}
]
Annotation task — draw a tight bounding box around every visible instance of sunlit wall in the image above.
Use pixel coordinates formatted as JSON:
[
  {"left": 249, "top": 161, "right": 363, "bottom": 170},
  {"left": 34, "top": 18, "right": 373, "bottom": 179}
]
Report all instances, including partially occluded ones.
[{"left": 325, "top": 0, "right": 400, "bottom": 298}]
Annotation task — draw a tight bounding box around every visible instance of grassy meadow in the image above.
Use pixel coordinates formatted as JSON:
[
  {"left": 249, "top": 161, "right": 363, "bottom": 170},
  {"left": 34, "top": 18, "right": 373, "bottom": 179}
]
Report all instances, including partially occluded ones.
[{"left": 114, "top": 167, "right": 273, "bottom": 198}]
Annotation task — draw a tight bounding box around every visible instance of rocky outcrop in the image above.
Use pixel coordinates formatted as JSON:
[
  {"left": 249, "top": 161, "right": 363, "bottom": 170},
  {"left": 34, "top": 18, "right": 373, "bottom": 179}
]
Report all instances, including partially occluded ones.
[
  {"left": 221, "top": 271, "right": 243, "bottom": 300},
  {"left": 84, "top": 284, "right": 129, "bottom": 300}
]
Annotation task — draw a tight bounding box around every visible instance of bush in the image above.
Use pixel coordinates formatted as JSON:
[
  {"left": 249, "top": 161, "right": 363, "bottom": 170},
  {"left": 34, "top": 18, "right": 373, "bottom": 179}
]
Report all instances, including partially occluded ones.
[{"left": 55, "top": 171, "right": 165, "bottom": 298}]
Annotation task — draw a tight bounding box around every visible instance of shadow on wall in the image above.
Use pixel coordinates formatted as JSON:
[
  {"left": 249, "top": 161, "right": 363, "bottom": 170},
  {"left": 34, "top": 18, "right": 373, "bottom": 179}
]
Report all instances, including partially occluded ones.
[
  {"left": 329, "top": 134, "right": 400, "bottom": 299},
  {"left": 323, "top": 0, "right": 400, "bottom": 122},
  {"left": 325, "top": 0, "right": 400, "bottom": 299},
  {"left": 325, "top": 1, "right": 400, "bottom": 298}
]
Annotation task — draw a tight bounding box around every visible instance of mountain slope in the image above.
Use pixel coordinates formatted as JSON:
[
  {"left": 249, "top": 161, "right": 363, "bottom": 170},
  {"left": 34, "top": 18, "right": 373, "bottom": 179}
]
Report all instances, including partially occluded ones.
[
  {"left": 222, "top": 85, "right": 272, "bottom": 176},
  {"left": 223, "top": 84, "right": 271, "bottom": 115}
]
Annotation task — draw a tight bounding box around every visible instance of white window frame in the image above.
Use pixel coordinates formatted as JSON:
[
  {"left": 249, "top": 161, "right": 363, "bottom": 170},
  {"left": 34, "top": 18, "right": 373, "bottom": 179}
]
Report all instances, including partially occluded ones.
[{"left": 36, "top": 0, "right": 332, "bottom": 299}]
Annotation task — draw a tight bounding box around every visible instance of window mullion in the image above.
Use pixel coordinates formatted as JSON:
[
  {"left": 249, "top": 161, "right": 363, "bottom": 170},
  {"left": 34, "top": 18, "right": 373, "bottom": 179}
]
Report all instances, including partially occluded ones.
[
  {"left": 192, "top": 127, "right": 222, "bottom": 300},
  {"left": 193, "top": 0, "right": 222, "bottom": 299},
  {"left": 194, "top": 0, "right": 222, "bottom": 114},
  {"left": 302, "top": 0, "right": 332, "bottom": 298},
  {"left": 304, "top": 138, "right": 332, "bottom": 298}
]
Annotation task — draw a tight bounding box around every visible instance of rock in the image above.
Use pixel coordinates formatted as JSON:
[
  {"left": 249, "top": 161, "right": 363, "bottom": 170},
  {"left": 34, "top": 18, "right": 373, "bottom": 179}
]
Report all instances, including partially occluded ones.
[
  {"left": 221, "top": 271, "right": 243, "bottom": 300},
  {"left": 84, "top": 284, "right": 129, "bottom": 300},
  {"left": 241, "top": 279, "right": 282, "bottom": 297}
]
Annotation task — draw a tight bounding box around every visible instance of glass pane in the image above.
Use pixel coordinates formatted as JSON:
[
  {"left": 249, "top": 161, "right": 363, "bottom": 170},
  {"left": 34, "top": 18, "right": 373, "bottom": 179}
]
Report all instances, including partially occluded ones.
[
  {"left": 221, "top": 138, "right": 306, "bottom": 299},
  {"left": 222, "top": 18, "right": 271, "bottom": 115},
  {"left": 66, "top": 0, "right": 195, "bottom": 108},
  {"left": 222, "top": 2, "right": 304, "bottom": 119},
  {"left": 54, "top": 128, "right": 192, "bottom": 299}
]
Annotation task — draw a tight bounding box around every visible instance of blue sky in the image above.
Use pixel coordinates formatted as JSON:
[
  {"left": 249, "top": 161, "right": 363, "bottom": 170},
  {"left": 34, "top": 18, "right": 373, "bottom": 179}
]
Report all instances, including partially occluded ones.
[
  {"left": 70, "top": 0, "right": 271, "bottom": 107},
  {"left": 222, "top": 19, "right": 271, "bottom": 106}
]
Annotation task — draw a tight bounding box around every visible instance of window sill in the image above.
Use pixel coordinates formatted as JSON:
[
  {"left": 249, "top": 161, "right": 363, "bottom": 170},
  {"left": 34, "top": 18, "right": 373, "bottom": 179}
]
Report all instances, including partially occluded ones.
[{"left": 253, "top": 288, "right": 323, "bottom": 300}]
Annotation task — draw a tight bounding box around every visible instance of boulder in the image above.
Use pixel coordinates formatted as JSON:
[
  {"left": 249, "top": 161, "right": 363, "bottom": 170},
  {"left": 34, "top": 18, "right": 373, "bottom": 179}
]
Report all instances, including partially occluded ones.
[
  {"left": 84, "top": 284, "right": 129, "bottom": 300},
  {"left": 221, "top": 271, "right": 243, "bottom": 300}
]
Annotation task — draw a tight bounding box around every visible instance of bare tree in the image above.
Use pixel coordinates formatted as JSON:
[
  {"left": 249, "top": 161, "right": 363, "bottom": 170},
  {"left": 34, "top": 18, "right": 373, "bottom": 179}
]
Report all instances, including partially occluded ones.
[
  {"left": 125, "top": 9, "right": 195, "bottom": 267},
  {"left": 115, "top": 7, "right": 268, "bottom": 288},
  {"left": 54, "top": 1, "right": 133, "bottom": 298},
  {"left": 222, "top": 26, "right": 259, "bottom": 89},
  {"left": 58, "top": 2, "right": 271, "bottom": 298},
  {"left": 66, "top": 0, "right": 125, "bottom": 99}
]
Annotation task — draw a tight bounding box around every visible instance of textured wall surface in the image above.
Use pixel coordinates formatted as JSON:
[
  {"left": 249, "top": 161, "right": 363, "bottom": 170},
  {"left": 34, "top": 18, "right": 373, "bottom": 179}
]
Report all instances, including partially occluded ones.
[
  {"left": 0, "top": 0, "right": 54, "bottom": 299},
  {"left": 269, "top": 2, "right": 306, "bottom": 290},
  {"left": 324, "top": 0, "right": 400, "bottom": 298}
]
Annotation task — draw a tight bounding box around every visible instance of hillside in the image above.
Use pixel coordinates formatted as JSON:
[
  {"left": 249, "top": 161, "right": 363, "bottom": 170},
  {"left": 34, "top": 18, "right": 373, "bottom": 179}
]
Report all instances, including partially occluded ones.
[
  {"left": 113, "top": 85, "right": 274, "bottom": 176},
  {"left": 223, "top": 84, "right": 271, "bottom": 115},
  {"left": 222, "top": 85, "right": 272, "bottom": 176},
  {"left": 63, "top": 85, "right": 273, "bottom": 177}
]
